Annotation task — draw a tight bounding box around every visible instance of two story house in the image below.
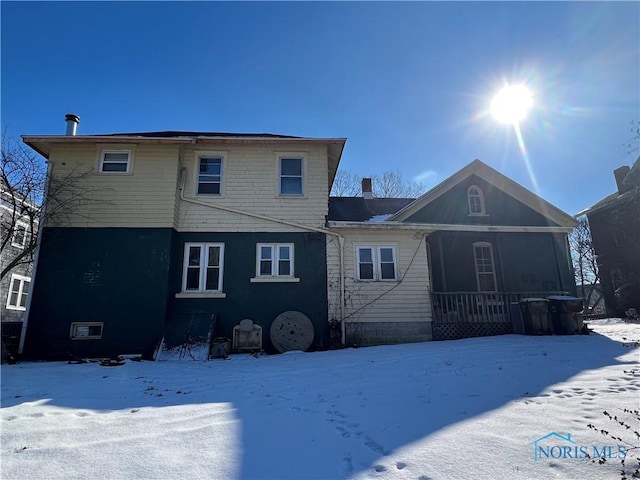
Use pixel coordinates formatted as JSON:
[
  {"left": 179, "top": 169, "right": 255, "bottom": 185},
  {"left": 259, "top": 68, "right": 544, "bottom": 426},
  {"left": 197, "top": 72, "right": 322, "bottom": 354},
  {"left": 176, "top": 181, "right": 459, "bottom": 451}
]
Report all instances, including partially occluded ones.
[
  {"left": 22, "top": 118, "right": 346, "bottom": 359},
  {"left": 1, "top": 181, "right": 37, "bottom": 360},
  {"left": 22, "top": 117, "right": 579, "bottom": 360},
  {"left": 581, "top": 159, "right": 640, "bottom": 317}
]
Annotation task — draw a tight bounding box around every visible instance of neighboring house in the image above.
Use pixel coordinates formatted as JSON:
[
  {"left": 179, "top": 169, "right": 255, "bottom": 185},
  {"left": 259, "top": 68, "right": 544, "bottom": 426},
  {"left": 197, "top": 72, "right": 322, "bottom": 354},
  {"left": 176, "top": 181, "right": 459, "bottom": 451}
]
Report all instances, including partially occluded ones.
[
  {"left": 0, "top": 183, "right": 37, "bottom": 357},
  {"left": 580, "top": 159, "right": 640, "bottom": 317},
  {"left": 327, "top": 160, "right": 578, "bottom": 343},
  {"left": 22, "top": 120, "right": 346, "bottom": 359}
]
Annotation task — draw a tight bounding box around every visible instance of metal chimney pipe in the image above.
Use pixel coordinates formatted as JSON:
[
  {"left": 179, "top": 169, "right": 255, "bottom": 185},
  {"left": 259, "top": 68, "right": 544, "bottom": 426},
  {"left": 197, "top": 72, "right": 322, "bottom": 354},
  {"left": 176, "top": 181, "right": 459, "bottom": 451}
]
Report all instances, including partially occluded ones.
[{"left": 65, "top": 113, "right": 80, "bottom": 136}]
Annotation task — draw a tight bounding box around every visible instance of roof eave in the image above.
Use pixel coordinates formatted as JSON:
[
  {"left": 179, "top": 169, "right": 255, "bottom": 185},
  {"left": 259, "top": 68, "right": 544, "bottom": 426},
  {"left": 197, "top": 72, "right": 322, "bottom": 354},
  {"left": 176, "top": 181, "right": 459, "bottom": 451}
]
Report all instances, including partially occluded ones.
[{"left": 327, "top": 220, "right": 574, "bottom": 234}]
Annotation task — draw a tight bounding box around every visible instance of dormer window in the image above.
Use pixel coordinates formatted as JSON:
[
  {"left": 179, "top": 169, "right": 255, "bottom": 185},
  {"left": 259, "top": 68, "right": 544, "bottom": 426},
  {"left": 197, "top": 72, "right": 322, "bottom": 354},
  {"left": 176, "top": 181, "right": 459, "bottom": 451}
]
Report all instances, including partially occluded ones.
[{"left": 468, "top": 185, "right": 486, "bottom": 215}]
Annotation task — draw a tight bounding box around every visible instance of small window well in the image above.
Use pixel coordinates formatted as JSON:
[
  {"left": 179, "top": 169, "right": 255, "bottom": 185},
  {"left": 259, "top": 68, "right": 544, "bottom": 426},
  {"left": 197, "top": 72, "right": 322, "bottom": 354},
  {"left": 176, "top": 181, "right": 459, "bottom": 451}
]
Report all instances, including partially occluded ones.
[{"left": 70, "top": 322, "right": 104, "bottom": 340}]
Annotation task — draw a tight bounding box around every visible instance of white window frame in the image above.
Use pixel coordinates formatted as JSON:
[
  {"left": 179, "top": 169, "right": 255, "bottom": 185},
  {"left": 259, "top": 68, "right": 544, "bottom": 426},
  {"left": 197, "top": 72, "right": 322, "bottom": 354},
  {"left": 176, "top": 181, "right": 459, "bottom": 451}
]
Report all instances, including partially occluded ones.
[
  {"left": 179, "top": 243, "right": 225, "bottom": 296},
  {"left": 194, "top": 151, "right": 226, "bottom": 196},
  {"left": 355, "top": 245, "right": 398, "bottom": 282},
  {"left": 70, "top": 322, "right": 104, "bottom": 340},
  {"left": 11, "top": 222, "right": 28, "bottom": 248},
  {"left": 6, "top": 273, "right": 31, "bottom": 311},
  {"left": 251, "top": 243, "right": 299, "bottom": 282},
  {"left": 276, "top": 154, "right": 305, "bottom": 197},
  {"left": 468, "top": 185, "right": 486, "bottom": 215},
  {"left": 473, "top": 242, "right": 497, "bottom": 292},
  {"left": 98, "top": 149, "right": 133, "bottom": 174}
]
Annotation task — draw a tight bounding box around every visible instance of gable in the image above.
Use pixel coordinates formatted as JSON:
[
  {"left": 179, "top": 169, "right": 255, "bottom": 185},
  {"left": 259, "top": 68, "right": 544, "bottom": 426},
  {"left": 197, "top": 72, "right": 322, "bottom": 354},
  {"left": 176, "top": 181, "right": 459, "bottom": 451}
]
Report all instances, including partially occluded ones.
[
  {"left": 404, "top": 175, "right": 561, "bottom": 227},
  {"left": 390, "top": 159, "right": 576, "bottom": 228}
]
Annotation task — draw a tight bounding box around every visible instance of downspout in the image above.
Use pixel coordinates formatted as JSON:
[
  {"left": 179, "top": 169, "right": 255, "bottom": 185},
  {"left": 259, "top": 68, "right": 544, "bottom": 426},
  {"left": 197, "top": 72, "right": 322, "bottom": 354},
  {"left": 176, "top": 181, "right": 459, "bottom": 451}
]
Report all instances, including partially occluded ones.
[
  {"left": 178, "top": 167, "right": 347, "bottom": 344},
  {"left": 19, "top": 162, "right": 52, "bottom": 354}
]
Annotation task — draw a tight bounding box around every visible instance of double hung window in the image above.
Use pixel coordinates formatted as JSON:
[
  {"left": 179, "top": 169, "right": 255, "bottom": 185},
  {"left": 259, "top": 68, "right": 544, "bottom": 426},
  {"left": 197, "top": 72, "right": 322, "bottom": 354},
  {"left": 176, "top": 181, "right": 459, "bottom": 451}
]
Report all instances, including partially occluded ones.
[
  {"left": 279, "top": 157, "right": 303, "bottom": 195},
  {"left": 257, "top": 243, "right": 294, "bottom": 278},
  {"left": 99, "top": 151, "right": 131, "bottom": 173},
  {"left": 356, "top": 246, "right": 398, "bottom": 281},
  {"left": 197, "top": 156, "right": 223, "bottom": 195},
  {"left": 182, "top": 243, "right": 225, "bottom": 292},
  {"left": 6, "top": 274, "right": 31, "bottom": 310}
]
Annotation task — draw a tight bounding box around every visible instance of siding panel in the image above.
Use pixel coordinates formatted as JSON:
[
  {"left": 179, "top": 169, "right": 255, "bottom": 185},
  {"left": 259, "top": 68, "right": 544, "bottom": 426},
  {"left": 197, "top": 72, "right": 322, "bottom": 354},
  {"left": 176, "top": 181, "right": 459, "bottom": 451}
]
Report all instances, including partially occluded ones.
[
  {"left": 327, "top": 229, "right": 432, "bottom": 325},
  {"left": 47, "top": 144, "right": 180, "bottom": 228}
]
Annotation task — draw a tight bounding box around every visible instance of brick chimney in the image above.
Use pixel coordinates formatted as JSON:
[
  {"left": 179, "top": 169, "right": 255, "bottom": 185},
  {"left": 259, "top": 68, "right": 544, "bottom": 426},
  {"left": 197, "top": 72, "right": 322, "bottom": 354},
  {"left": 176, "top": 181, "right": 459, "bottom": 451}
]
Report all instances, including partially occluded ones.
[
  {"left": 362, "top": 178, "right": 373, "bottom": 199},
  {"left": 614, "top": 166, "right": 631, "bottom": 194}
]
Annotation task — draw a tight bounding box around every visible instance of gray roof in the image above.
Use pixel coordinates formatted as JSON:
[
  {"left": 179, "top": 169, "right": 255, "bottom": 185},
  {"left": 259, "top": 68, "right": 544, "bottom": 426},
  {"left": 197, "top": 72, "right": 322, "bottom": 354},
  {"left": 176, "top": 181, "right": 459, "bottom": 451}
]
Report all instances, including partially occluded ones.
[
  {"left": 102, "top": 131, "right": 302, "bottom": 139},
  {"left": 328, "top": 197, "right": 415, "bottom": 222}
]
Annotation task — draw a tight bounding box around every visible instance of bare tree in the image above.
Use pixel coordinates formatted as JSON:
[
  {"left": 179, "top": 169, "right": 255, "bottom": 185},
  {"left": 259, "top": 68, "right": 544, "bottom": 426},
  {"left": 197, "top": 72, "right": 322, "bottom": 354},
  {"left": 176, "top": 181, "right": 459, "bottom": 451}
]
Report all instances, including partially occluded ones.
[
  {"left": 330, "top": 170, "right": 362, "bottom": 196},
  {"left": 1, "top": 133, "right": 95, "bottom": 280},
  {"left": 569, "top": 216, "right": 602, "bottom": 312},
  {"left": 331, "top": 169, "right": 426, "bottom": 198}
]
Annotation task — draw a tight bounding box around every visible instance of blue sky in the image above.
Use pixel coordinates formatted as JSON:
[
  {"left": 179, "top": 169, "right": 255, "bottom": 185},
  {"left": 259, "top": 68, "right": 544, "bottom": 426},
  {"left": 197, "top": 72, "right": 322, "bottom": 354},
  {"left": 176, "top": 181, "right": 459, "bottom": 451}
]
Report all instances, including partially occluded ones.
[{"left": 2, "top": 1, "right": 638, "bottom": 215}]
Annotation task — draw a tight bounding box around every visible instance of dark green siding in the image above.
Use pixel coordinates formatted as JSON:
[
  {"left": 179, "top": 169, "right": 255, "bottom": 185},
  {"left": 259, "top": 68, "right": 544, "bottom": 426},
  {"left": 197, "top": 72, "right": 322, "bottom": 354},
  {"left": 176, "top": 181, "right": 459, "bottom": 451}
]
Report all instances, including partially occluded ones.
[
  {"left": 165, "top": 231, "right": 329, "bottom": 353},
  {"left": 25, "top": 228, "right": 174, "bottom": 360},
  {"left": 428, "top": 231, "right": 575, "bottom": 294},
  {"left": 407, "top": 175, "right": 560, "bottom": 226},
  {"left": 25, "top": 229, "right": 329, "bottom": 359}
]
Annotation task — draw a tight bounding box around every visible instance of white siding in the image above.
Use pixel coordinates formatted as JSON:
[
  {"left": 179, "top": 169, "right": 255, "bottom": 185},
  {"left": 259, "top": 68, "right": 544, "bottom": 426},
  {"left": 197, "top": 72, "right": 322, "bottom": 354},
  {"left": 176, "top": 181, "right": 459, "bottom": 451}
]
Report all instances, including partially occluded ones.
[
  {"left": 47, "top": 144, "right": 180, "bottom": 228},
  {"left": 327, "top": 229, "right": 432, "bottom": 324},
  {"left": 177, "top": 144, "right": 329, "bottom": 232}
]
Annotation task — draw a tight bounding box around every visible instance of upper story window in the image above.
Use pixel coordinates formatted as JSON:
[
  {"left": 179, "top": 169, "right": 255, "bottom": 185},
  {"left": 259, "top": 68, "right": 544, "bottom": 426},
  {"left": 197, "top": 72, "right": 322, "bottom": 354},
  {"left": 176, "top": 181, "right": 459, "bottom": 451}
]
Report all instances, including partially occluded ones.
[
  {"left": 257, "top": 243, "right": 294, "bottom": 278},
  {"left": 468, "top": 185, "right": 486, "bottom": 215},
  {"left": 6, "top": 274, "right": 31, "bottom": 311},
  {"left": 196, "top": 154, "right": 225, "bottom": 195},
  {"left": 473, "top": 242, "right": 497, "bottom": 292},
  {"left": 181, "top": 243, "right": 225, "bottom": 293},
  {"left": 279, "top": 157, "right": 303, "bottom": 196},
  {"left": 356, "top": 245, "right": 398, "bottom": 281},
  {"left": 11, "top": 223, "right": 28, "bottom": 248},
  {"left": 99, "top": 150, "right": 132, "bottom": 173}
]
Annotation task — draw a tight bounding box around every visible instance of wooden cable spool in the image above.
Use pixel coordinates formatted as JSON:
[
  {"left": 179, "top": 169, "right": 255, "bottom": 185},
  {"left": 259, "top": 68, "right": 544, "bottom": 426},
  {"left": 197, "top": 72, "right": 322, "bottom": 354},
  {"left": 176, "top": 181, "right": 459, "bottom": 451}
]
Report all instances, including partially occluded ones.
[{"left": 270, "top": 311, "right": 314, "bottom": 353}]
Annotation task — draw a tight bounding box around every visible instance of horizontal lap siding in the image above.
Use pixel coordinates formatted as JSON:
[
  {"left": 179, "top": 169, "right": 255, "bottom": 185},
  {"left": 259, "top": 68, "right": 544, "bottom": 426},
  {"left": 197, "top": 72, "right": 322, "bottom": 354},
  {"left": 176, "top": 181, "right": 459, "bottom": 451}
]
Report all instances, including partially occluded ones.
[
  {"left": 48, "top": 145, "right": 179, "bottom": 228},
  {"left": 177, "top": 144, "right": 329, "bottom": 231},
  {"left": 327, "top": 230, "right": 432, "bottom": 324}
]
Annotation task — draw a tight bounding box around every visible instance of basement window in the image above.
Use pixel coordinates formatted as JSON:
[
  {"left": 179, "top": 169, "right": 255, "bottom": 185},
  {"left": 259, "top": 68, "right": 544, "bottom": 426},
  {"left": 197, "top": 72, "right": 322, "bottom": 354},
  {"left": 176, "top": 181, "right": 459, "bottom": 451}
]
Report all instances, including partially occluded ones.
[{"left": 70, "top": 322, "right": 104, "bottom": 340}]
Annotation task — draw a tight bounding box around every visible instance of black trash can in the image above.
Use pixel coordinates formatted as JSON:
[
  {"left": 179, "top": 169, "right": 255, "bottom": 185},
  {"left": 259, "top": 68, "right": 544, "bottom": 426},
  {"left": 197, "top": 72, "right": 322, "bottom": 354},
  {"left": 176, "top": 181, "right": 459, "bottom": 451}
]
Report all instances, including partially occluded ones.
[
  {"left": 519, "top": 298, "right": 551, "bottom": 335},
  {"left": 547, "top": 296, "right": 584, "bottom": 334}
]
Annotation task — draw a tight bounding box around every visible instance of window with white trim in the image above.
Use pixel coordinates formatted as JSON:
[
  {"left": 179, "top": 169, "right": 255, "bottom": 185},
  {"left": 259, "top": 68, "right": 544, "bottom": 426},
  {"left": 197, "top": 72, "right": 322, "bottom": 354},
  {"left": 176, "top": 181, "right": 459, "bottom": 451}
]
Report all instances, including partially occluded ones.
[
  {"left": 99, "top": 150, "right": 131, "bottom": 173},
  {"left": 356, "top": 246, "right": 398, "bottom": 281},
  {"left": 196, "top": 154, "right": 224, "bottom": 195},
  {"left": 6, "top": 274, "right": 31, "bottom": 310},
  {"left": 279, "top": 157, "right": 303, "bottom": 196},
  {"left": 468, "top": 185, "right": 485, "bottom": 215},
  {"left": 473, "top": 242, "right": 497, "bottom": 292},
  {"left": 257, "top": 243, "right": 294, "bottom": 277},
  {"left": 182, "top": 243, "right": 225, "bottom": 292},
  {"left": 11, "top": 223, "right": 28, "bottom": 248},
  {"left": 70, "top": 322, "right": 104, "bottom": 340}
]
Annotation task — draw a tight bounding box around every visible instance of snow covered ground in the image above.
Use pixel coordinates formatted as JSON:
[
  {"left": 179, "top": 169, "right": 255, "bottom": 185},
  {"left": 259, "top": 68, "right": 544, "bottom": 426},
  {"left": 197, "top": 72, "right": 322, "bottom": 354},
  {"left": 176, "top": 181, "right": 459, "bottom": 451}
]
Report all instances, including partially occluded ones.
[{"left": 2, "top": 319, "right": 639, "bottom": 480}]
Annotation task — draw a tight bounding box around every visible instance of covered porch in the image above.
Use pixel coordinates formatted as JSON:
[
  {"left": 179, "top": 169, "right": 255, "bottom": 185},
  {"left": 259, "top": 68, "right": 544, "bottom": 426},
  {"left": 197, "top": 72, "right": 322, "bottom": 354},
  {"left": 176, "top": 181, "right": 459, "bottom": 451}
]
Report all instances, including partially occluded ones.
[{"left": 430, "top": 291, "right": 566, "bottom": 340}]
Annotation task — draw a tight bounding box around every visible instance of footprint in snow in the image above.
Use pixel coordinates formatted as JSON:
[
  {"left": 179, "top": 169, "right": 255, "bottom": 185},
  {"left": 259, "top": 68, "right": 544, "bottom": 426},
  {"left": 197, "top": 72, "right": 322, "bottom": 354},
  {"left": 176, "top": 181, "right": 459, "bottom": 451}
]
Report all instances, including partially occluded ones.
[{"left": 396, "top": 461, "right": 406, "bottom": 470}]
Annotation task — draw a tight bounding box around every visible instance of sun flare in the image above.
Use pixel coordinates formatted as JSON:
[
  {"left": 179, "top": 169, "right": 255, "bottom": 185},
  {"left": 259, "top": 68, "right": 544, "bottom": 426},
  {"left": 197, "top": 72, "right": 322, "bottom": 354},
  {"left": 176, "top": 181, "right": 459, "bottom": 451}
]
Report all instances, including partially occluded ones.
[{"left": 490, "top": 84, "right": 533, "bottom": 125}]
